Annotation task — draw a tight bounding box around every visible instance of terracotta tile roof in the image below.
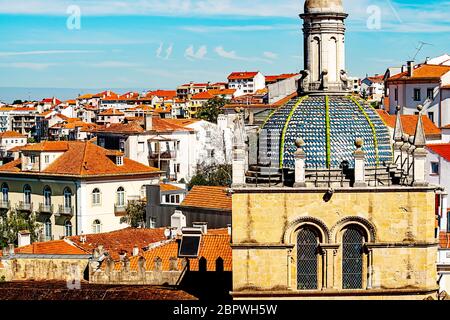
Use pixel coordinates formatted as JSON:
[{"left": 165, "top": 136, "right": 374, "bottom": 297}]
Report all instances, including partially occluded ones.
[
  {"left": 365, "top": 75, "right": 384, "bottom": 83},
  {"left": 162, "top": 119, "right": 200, "bottom": 128},
  {"left": 95, "top": 121, "right": 145, "bottom": 134},
  {"left": 191, "top": 91, "right": 214, "bottom": 100},
  {"left": 0, "top": 107, "right": 15, "bottom": 111},
  {"left": 181, "top": 82, "right": 210, "bottom": 87},
  {"left": 93, "top": 91, "right": 118, "bottom": 99},
  {"left": 98, "top": 108, "right": 125, "bottom": 116},
  {"left": 426, "top": 144, "right": 450, "bottom": 162},
  {"left": 387, "top": 64, "right": 450, "bottom": 82},
  {"left": 181, "top": 186, "right": 232, "bottom": 211},
  {"left": 0, "top": 281, "right": 196, "bottom": 300},
  {"left": 160, "top": 184, "right": 184, "bottom": 192},
  {"left": 146, "top": 90, "right": 177, "bottom": 99},
  {"left": 38, "top": 110, "right": 54, "bottom": 117},
  {"left": 0, "top": 131, "right": 26, "bottom": 139},
  {"left": 52, "top": 120, "right": 99, "bottom": 131},
  {"left": 116, "top": 229, "right": 231, "bottom": 272},
  {"left": 55, "top": 114, "right": 69, "bottom": 121},
  {"left": 41, "top": 98, "right": 62, "bottom": 105},
  {"left": 12, "top": 107, "right": 37, "bottom": 112},
  {"left": 69, "top": 228, "right": 167, "bottom": 260},
  {"left": 228, "top": 71, "right": 259, "bottom": 80},
  {"left": 78, "top": 93, "right": 93, "bottom": 99},
  {"left": 66, "top": 99, "right": 77, "bottom": 104},
  {"left": 265, "top": 73, "right": 299, "bottom": 83},
  {"left": 15, "top": 240, "right": 88, "bottom": 255},
  {"left": 21, "top": 141, "right": 69, "bottom": 152},
  {"left": 376, "top": 110, "right": 442, "bottom": 138},
  {"left": 442, "top": 124, "right": 450, "bottom": 129},
  {"left": 207, "top": 89, "right": 236, "bottom": 96},
  {"left": 0, "top": 141, "right": 161, "bottom": 177},
  {"left": 151, "top": 118, "right": 194, "bottom": 133},
  {"left": 440, "top": 232, "right": 450, "bottom": 249}
]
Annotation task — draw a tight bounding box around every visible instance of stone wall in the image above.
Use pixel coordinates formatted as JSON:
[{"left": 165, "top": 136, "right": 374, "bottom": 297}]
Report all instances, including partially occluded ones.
[
  {"left": 0, "top": 256, "right": 89, "bottom": 282},
  {"left": 231, "top": 188, "right": 439, "bottom": 300}
]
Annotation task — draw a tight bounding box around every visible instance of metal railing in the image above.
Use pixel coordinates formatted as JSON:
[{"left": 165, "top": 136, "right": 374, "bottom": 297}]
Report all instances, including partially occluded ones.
[
  {"left": 57, "top": 205, "right": 74, "bottom": 216},
  {"left": 114, "top": 204, "right": 127, "bottom": 214},
  {"left": 17, "top": 201, "right": 33, "bottom": 212},
  {"left": 39, "top": 203, "right": 54, "bottom": 214},
  {"left": 0, "top": 200, "right": 10, "bottom": 210}
]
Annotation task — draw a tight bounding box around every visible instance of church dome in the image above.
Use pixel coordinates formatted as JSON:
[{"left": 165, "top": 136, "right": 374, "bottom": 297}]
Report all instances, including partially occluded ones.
[
  {"left": 259, "top": 96, "right": 392, "bottom": 169},
  {"left": 304, "top": 0, "right": 344, "bottom": 14}
]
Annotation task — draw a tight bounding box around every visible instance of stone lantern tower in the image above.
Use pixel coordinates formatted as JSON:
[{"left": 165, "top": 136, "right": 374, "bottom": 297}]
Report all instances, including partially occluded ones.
[{"left": 299, "top": 0, "right": 350, "bottom": 94}]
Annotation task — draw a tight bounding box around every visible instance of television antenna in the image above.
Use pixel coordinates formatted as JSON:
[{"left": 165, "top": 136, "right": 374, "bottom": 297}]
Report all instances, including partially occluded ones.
[{"left": 411, "top": 41, "right": 433, "bottom": 61}]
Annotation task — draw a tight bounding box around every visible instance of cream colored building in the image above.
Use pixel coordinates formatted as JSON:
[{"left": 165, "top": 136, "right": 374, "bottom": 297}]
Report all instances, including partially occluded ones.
[{"left": 0, "top": 141, "right": 162, "bottom": 240}]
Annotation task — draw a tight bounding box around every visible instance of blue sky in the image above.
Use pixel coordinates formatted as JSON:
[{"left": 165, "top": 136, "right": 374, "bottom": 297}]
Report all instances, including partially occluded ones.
[{"left": 0, "top": 0, "right": 449, "bottom": 91}]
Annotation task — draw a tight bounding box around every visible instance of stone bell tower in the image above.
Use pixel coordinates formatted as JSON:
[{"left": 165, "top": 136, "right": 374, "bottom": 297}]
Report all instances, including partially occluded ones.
[{"left": 299, "top": 0, "right": 350, "bottom": 94}]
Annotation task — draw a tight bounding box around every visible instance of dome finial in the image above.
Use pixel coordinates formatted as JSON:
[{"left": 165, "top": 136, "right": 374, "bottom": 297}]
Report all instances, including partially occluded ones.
[{"left": 304, "top": 0, "right": 343, "bottom": 14}]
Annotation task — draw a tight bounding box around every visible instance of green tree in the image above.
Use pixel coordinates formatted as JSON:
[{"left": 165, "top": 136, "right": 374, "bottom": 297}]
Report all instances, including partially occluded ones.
[
  {"left": 196, "top": 97, "right": 227, "bottom": 123},
  {"left": 12, "top": 100, "right": 23, "bottom": 105},
  {"left": 188, "top": 163, "right": 232, "bottom": 189},
  {"left": 0, "top": 211, "right": 42, "bottom": 248},
  {"left": 120, "top": 201, "right": 146, "bottom": 228}
]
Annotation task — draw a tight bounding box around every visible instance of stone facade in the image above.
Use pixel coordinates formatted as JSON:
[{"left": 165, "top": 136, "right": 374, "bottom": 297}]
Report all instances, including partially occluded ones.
[{"left": 231, "top": 187, "right": 439, "bottom": 300}]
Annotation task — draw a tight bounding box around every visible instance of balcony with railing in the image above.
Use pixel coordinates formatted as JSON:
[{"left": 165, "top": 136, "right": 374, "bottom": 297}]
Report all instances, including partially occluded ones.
[
  {"left": 148, "top": 149, "right": 177, "bottom": 160},
  {"left": 39, "top": 203, "right": 54, "bottom": 214},
  {"left": 0, "top": 200, "right": 10, "bottom": 210},
  {"left": 17, "top": 201, "right": 33, "bottom": 212},
  {"left": 57, "top": 205, "right": 74, "bottom": 216},
  {"left": 114, "top": 203, "right": 127, "bottom": 216}
]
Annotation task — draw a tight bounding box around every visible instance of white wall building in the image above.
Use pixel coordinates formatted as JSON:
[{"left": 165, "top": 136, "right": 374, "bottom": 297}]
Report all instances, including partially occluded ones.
[
  {"left": 0, "top": 107, "right": 13, "bottom": 132},
  {"left": 228, "top": 72, "right": 266, "bottom": 97},
  {"left": 361, "top": 75, "right": 384, "bottom": 102},
  {"left": 387, "top": 62, "right": 450, "bottom": 127}
]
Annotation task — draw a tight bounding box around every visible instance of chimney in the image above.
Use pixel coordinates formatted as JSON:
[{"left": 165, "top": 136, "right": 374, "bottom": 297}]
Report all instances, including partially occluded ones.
[
  {"left": 133, "top": 245, "right": 139, "bottom": 257},
  {"left": 144, "top": 111, "right": 153, "bottom": 131},
  {"left": 2, "top": 247, "right": 8, "bottom": 257},
  {"left": 18, "top": 230, "right": 31, "bottom": 247},
  {"left": 193, "top": 222, "right": 208, "bottom": 235},
  {"left": 407, "top": 61, "right": 414, "bottom": 77},
  {"left": 171, "top": 210, "right": 187, "bottom": 230},
  {"left": 401, "top": 65, "right": 407, "bottom": 73},
  {"left": 119, "top": 251, "right": 127, "bottom": 261}
]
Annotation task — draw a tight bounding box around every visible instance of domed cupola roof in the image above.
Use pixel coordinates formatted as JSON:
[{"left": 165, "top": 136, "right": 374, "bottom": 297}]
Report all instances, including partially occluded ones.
[
  {"left": 304, "top": 0, "right": 344, "bottom": 14},
  {"left": 259, "top": 96, "right": 392, "bottom": 169}
]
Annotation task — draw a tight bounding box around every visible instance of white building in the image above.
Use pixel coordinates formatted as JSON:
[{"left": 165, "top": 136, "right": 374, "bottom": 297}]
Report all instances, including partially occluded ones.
[
  {"left": 94, "top": 115, "right": 226, "bottom": 183},
  {"left": 0, "top": 141, "right": 162, "bottom": 239},
  {"left": 386, "top": 62, "right": 450, "bottom": 127},
  {"left": 0, "top": 131, "right": 27, "bottom": 163},
  {"left": 361, "top": 75, "right": 384, "bottom": 103},
  {"left": 228, "top": 72, "right": 266, "bottom": 97},
  {"left": 0, "top": 107, "right": 14, "bottom": 132},
  {"left": 426, "top": 54, "right": 450, "bottom": 66}
]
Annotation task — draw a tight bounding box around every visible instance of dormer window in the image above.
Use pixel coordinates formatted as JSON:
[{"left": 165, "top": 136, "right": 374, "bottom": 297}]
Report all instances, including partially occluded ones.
[{"left": 116, "top": 155, "right": 123, "bottom": 166}]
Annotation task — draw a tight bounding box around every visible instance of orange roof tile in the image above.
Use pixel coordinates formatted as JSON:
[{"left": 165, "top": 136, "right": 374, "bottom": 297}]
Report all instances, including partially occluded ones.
[
  {"left": 95, "top": 121, "right": 145, "bottom": 134},
  {"left": 427, "top": 144, "right": 450, "bottom": 162},
  {"left": 191, "top": 91, "right": 214, "bottom": 100},
  {"left": 16, "top": 240, "right": 88, "bottom": 255},
  {"left": 162, "top": 119, "right": 200, "bottom": 128},
  {"left": 387, "top": 64, "right": 450, "bottom": 82},
  {"left": 0, "top": 141, "right": 161, "bottom": 177},
  {"left": 228, "top": 71, "right": 259, "bottom": 80},
  {"left": 12, "top": 107, "right": 37, "bottom": 112},
  {"left": 69, "top": 228, "right": 167, "bottom": 260},
  {"left": 98, "top": 108, "right": 125, "bottom": 116},
  {"left": 115, "top": 229, "right": 231, "bottom": 272},
  {"left": 265, "top": 73, "right": 299, "bottom": 83},
  {"left": 77, "top": 93, "right": 93, "bottom": 99},
  {"left": 207, "top": 89, "right": 236, "bottom": 96},
  {"left": 0, "top": 131, "right": 26, "bottom": 139},
  {"left": 181, "top": 186, "right": 232, "bottom": 211},
  {"left": 160, "top": 184, "right": 184, "bottom": 192},
  {"left": 21, "top": 141, "right": 69, "bottom": 152},
  {"left": 146, "top": 90, "right": 177, "bottom": 99},
  {"left": 376, "top": 110, "right": 442, "bottom": 138}
]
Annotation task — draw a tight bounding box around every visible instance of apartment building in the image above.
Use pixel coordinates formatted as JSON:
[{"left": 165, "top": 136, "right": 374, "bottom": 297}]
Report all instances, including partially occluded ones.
[
  {"left": 0, "top": 141, "right": 162, "bottom": 240},
  {"left": 0, "top": 131, "right": 27, "bottom": 164},
  {"left": 10, "top": 107, "right": 40, "bottom": 137},
  {"left": 227, "top": 72, "right": 265, "bottom": 96},
  {"left": 0, "top": 107, "right": 14, "bottom": 133}
]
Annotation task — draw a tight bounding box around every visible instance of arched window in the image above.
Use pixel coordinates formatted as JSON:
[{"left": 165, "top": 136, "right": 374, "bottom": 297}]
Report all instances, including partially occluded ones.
[
  {"left": 92, "top": 219, "right": 101, "bottom": 234},
  {"left": 92, "top": 188, "right": 101, "bottom": 206},
  {"left": 43, "top": 186, "right": 52, "bottom": 206},
  {"left": 1, "top": 183, "right": 9, "bottom": 202},
  {"left": 297, "top": 227, "right": 320, "bottom": 290},
  {"left": 64, "top": 220, "right": 73, "bottom": 237},
  {"left": 63, "top": 187, "right": 72, "bottom": 208},
  {"left": 116, "top": 187, "right": 125, "bottom": 207},
  {"left": 199, "top": 257, "right": 207, "bottom": 272},
  {"left": 23, "top": 185, "right": 32, "bottom": 204},
  {"left": 44, "top": 218, "right": 52, "bottom": 241},
  {"left": 342, "top": 227, "right": 365, "bottom": 290}
]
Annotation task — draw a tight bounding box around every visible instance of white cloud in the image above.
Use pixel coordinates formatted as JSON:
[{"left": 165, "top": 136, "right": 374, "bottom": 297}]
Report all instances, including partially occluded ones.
[
  {"left": 0, "top": 50, "right": 99, "bottom": 57},
  {"left": 156, "top": 43, "right": 163, "bottom": 58},
  {"left": 165, "top": 44, "right": 173, "bottom": 60},
  {"left": 185, "top": 45, "right": 208, "bottom": 60},
  {"left": 156, "top": 43, "right": 172, "bottom": 60},
  {"left": 263, "top": 51, "right": 278, "bottom": 60},
  {"left": 0, "top": 62, "right": 57, "bottom": 70}
]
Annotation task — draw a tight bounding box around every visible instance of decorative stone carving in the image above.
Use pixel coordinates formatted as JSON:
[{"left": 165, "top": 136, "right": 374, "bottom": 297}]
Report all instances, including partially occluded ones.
[{"left": 321, "top": 69, "right": 329, "bottom": 90}]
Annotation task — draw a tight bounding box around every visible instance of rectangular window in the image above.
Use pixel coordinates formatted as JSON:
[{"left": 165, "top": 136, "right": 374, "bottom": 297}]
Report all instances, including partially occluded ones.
[
  {"left": 44, "top": 155, "right": 50, "bottom": 163},
  {"left": 428, "top": 112, "right": 434, "bottom": 123},
  {"left": 149, "top": 217, "right": 157, "bottom": 229},
  {"left": 175, "top": 195, "right": 180, "bottom": 203},
  {"left": 427, "top": 88, "right": 434, "bottom": 100},
  {"left": 165, "top": 195, "right": 170, "bottom": 203},
  {"left": 414, "top": 88, "right": 421, "bottom": 101},
  {"left": 431, "top": 162, "right": 440, "bottom": 175}
]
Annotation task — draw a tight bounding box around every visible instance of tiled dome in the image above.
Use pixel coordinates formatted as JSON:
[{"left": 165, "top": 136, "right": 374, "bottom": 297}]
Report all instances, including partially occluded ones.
[{"left": 259, "top": 96, "right": 392, "bottom": 169}]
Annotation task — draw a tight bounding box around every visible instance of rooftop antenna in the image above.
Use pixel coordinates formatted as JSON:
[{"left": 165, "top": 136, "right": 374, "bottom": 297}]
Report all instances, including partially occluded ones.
[{"left": 411, "top": 41, "right": 433, "bottom": 61}]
